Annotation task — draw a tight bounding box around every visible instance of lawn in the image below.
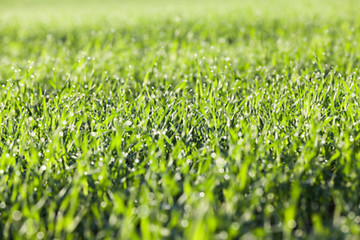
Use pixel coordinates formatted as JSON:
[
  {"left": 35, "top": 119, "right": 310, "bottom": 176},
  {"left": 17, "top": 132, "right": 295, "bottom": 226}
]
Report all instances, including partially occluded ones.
[{"left": 1, "top": 0, "right": 360, "bottom": 239}]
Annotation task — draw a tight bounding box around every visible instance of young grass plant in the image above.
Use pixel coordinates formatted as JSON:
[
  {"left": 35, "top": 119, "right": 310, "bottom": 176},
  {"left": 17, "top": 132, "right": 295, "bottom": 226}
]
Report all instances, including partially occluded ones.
[{"left": 1, "top": 0, "right": 360, "bottom": 239}]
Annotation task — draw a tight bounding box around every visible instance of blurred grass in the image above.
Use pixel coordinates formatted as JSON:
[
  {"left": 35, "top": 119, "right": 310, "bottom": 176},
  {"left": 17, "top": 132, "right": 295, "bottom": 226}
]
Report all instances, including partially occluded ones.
[{"left": 0, "top": 0, "right": 358, "bottom": 22}]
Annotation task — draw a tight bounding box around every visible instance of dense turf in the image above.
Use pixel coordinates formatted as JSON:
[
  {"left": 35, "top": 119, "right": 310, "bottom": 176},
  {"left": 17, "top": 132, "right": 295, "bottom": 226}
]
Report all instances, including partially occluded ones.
[{"left": 1, "top": 0, "right": 360, "bottom": 239}]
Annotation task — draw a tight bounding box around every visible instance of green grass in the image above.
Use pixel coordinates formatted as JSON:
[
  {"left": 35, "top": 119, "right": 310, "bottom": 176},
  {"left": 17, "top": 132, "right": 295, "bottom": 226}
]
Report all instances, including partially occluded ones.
[{"left": 1, "top": 0, "right": 360, "bottom": 239}]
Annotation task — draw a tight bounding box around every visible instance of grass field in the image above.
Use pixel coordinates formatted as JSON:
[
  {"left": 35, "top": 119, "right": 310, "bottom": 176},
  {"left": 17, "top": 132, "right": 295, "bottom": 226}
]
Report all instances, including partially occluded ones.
[{"left": 1, "top": 0, "right": 360, "bottom": 239}]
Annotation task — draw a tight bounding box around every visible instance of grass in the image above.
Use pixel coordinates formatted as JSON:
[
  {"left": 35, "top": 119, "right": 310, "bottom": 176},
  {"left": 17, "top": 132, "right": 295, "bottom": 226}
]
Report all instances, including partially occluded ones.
[{"left": 1, "top": 0, "right": 360, "bottom": 239}]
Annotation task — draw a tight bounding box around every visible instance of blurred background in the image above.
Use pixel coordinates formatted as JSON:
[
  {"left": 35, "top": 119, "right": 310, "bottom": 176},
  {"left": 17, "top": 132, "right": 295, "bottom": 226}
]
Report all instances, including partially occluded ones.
[{"left": 0, "top": 0, "right": 358, "bottom": 23}]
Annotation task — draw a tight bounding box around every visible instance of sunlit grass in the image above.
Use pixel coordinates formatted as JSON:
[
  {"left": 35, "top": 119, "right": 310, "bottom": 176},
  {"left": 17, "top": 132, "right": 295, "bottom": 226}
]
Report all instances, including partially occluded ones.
[{"left": 1, "top": 0, "right": 360, "bottom": 239}]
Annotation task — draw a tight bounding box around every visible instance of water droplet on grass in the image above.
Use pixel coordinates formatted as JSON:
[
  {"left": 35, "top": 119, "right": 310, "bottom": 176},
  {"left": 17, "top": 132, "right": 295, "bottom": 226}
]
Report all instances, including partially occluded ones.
[{"left": 12, "top": 210, "right": 22, "bottom": 221}]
